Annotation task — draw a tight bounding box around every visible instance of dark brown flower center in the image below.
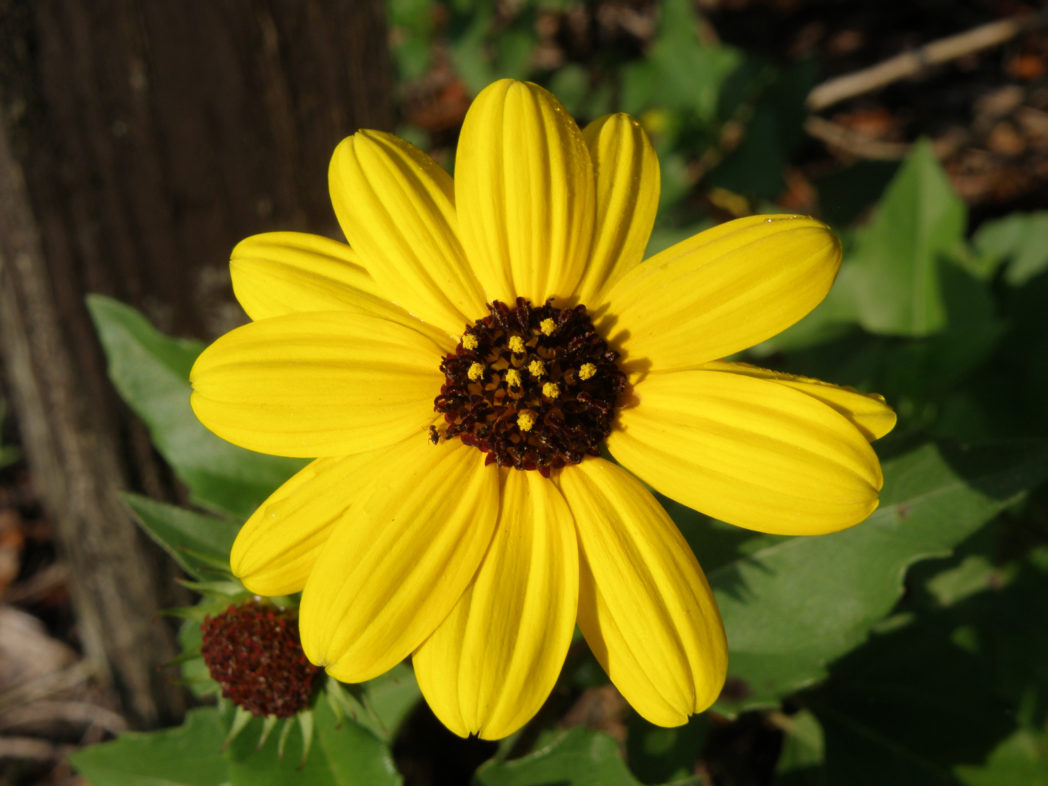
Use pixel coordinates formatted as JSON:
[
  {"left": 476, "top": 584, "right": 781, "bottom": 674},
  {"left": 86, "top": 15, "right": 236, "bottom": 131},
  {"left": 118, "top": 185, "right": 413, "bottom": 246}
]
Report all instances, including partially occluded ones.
[
  {"left": 200, "top": 602, "right": 320, "bottom": 718},
  {"left": 431, "top": 298, "right": 626, "bottom": 476}
]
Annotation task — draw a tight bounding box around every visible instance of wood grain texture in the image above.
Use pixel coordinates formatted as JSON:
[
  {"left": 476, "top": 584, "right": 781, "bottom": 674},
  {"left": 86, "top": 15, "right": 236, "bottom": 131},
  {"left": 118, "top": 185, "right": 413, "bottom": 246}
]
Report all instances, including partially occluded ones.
[{"left": 0, "top": 0, "right": 393, "bottom": 726}]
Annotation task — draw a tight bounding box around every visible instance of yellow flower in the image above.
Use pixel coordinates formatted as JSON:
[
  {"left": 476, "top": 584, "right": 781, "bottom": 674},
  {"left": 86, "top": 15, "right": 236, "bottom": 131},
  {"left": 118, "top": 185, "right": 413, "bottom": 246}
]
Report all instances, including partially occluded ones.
[{"left": 190, "top": 79, "right": 895, "bottom": 740}]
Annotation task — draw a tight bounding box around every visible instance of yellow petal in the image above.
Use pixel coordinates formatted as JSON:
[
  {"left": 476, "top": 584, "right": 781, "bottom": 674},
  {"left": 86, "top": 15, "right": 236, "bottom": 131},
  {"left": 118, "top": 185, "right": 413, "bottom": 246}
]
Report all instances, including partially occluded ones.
[
  {"left": 414, "top": 470, "right": 579, "bottom": 740},
  {"left": 299, "top": 436, "right": 499, "bottom": 683},
  {"left": 190, "top": 311, "right": 443, "bottom": 458},
  {"left": 329, "top": 130, "right": 486, "bottom": 338},
  {"left": 609, "top": 369, "right": 883, "bottom": 535},
  {"left": 701, "top": 360, "right": 897, "bottom": 442},
  {"left": 231, "top": 451, "right": 387, "bottom": 595},
  {"left": 455, "top": 79, "right": 595, "bottom": 304},
  {"left": 229, "top": 232, "right": 453, "bottom": 350},
  {"left": 572, "top": 113, "right": 660, "bottom": 305},
  {"left": 600, "top": 215, "right": 842, "bottom": 373},
  {"left": 558, "top": 458, "right": 726, "bottom": 727},
  {"left": 231, "top": 232, "right": 374, "bottom": 316}
]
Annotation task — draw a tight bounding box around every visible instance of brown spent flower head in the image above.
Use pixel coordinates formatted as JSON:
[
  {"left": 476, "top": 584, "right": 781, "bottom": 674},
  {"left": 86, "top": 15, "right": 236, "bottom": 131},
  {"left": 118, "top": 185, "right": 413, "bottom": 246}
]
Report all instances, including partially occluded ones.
[{"left": 201, "top": 601, "right": 320, "bottom": 718}]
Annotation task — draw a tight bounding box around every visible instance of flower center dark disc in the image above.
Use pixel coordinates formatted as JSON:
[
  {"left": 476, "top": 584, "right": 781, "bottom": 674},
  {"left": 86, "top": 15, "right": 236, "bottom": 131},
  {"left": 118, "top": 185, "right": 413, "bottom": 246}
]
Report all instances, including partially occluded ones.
[{"left": 432, "top": 298, "right": 626, "bottom": 476}]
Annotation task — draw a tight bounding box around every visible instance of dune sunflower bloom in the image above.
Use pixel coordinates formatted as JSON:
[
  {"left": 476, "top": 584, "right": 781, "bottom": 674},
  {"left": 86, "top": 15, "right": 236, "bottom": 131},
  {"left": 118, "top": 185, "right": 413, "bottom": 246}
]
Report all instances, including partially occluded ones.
[{"left": 190, "top": 79, "right": 895, "bottom": 740}]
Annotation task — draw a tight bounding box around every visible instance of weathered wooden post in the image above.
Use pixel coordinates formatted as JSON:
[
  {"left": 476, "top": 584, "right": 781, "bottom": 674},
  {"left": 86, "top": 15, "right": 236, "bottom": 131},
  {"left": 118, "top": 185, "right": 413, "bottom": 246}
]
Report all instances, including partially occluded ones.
[{"left": 0, "top": 0, "right": 393, "bottom": 727}]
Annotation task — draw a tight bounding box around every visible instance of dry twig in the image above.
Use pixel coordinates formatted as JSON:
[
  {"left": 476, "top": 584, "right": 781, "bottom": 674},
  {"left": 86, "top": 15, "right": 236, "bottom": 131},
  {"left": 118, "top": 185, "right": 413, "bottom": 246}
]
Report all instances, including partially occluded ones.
[
  {"left": 0, "top": 701, "right": 126, "bottom": 735},
  {"left": 804, "top": 116, "right": 967, "bottom": 160},
  {"left": 807, "top": 10, "right": 1048, "bottom": 112},
  {"left": 0, "top": 734, "right": 75, "bottom": 762}
]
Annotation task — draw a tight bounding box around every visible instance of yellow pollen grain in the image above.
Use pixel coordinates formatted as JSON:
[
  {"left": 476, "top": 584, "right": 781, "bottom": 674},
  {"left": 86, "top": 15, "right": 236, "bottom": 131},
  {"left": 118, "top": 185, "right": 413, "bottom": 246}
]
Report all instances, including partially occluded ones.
[
  {"left": 467, "top": 362, "right": 485, "bottom": 381},
  {"left": 507, "top": 335, "right": 526, "bottom": 354},
  {"left": 539, "top": 318, "right": 556, "bottom": 336},
  {"left": 579, "top": 363, "right": 597, "bottom": 380},
  {"left": 528, "top": 359, "right": 546, "bottom": 377},
  {"left": 505, "top": 368, "right": 522, "bottom": 388},
  {"left": 461, "top": 334, "right": 478, "bottom": 350},
  {"left": 517, "top": 411, "right": 535, "bottom": 432},
  {"left": 542, "top": 382, "right": 560, "bottom": 399}
]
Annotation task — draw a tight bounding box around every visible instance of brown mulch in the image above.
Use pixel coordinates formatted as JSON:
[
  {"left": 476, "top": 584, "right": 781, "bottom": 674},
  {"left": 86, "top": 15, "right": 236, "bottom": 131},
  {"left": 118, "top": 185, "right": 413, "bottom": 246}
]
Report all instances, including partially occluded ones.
[{"left": 0, "top": 427, "right": 115, "bottom": 786}]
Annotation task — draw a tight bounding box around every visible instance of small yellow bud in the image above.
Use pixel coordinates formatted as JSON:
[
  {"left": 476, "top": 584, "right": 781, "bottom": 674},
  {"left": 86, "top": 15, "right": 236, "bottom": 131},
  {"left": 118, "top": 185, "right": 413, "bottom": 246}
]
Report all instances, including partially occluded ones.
[
  {"left": 461, "top": 334, "right": 478, "bottom": 350},
  {"left": 542, "top": 382, "right": 560, "bottom": 399},
  {"left": 539, "top": 318, "right": 556, "bottom": 336},
  {"left": 516, "top": 411, "right": 536, "bottom": 432},
  {"left": 579, "top": 363, "right": 597, "bottom": 380},
  {"left": 505, "top": 369, "right": 522, "bottom": 388},
  {"left": 508, "top": 335, "right": 526, "bottom": 354},
  {"left": 468, "top": 362, "right": 485, "bottom": 381},
  {"left": 528, "top": 360, "right": 546, "bottom": 377}
]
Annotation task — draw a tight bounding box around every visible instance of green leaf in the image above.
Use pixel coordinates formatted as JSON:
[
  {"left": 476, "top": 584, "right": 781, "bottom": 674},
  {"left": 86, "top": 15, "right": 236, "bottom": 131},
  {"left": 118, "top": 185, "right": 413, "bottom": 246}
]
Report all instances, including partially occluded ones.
[
  {"left": 308, "top": 700, "right": 401, "bottom": 786},
  {"left": 798, "top": 544, "right": 1048, "bottom": 785},
  {"left": 767, "top": 141, "right": 969, "bottom": 352},
  {"left": 122, "top": 492, "right": 238, "bottom": 580},
  {"left": 226, "top": 699, "right": 400, "bottom": 786},
  {"left": 833, "top": 139, "right": 968, "bottom": 336},
  {"left": 710, "top": 438, "right": 1048, "bottom": 715},
  {"left": 706, "top": 60, "right": 815, "bottom": 200},
  {"left": 388, "top": 0, "right": 433, "bottom": 29},
  {"left": 664, "top": 497, "right": 780, "bottom": 576},
  {"left": 87, "top": 295, "right": 304, "bottom": 518},
  {"left": 388, "top": 0, "right": 435, "bottom": 81},
  {"left": 325, "top": 663, "right": 421, "bottom": 742},
  {"left": 474, "top": 727, "right": 645, "bottom": 786},
  {"left": 391, "top": 36, "right": 432, "bottom": 82},
  {"left": 445, "top": 6, "right": 497, "bottom": 94},
  {"left": 626, "top": 713, "right": 709, "bottom": 785},
  {"left": 972, "top": 211, "right": 1048, "bottom": 286},
  {"left": 758, "top": 278, "right": 1002, "bottom": 438},
  {"left": 72, "top": 701, "right": 401, "bottom": 786},
  {"left": 71, "top": 707, "right": 232, "bottom": 786},
  {"left": 653, "top": 151, "right": 701, "bottom": 221},
  {"left": 774, "top": 710, "right": 825, "bottom": 786},
  {"left": 620, "top": 0, "right": 742, "bottom": 121},
  {"left": 956, "top": 729, "right": 1048, "bottom": 786},
  {"left": 177, "top": 616, "right": 216, "bottom": 699},
  {"left": 360, "top": 665, "right": 420, "bottom": 740},
  {"left": 814, "top": 160, "right": 899, "bottom": 228},
  {"left": 492, "top": 24, "right": 536, "bottom": 81},
  {"left": 547, "top": 64, "right": 612, "bottom": 120}
]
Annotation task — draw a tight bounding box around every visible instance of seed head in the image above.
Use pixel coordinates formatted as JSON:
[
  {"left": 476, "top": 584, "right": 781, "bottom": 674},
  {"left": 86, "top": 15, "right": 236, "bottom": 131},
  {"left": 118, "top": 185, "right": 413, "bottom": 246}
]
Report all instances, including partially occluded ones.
[{"left": 200, "top": 602, "right": 320, "bottom": 718}]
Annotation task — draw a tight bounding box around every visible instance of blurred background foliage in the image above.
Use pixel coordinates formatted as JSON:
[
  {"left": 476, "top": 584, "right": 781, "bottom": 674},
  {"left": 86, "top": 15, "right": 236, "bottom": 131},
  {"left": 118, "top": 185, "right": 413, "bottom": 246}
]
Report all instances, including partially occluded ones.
[{"left": 62, "top": 0, "right": 1048, "bottom": 785}]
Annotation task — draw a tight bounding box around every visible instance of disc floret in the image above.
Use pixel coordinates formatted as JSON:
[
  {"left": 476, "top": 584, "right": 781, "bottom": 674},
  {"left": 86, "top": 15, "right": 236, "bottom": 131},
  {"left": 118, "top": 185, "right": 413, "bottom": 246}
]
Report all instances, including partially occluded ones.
[{"left": 432, "top": 298, "right": 626, "bottom": 475}]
